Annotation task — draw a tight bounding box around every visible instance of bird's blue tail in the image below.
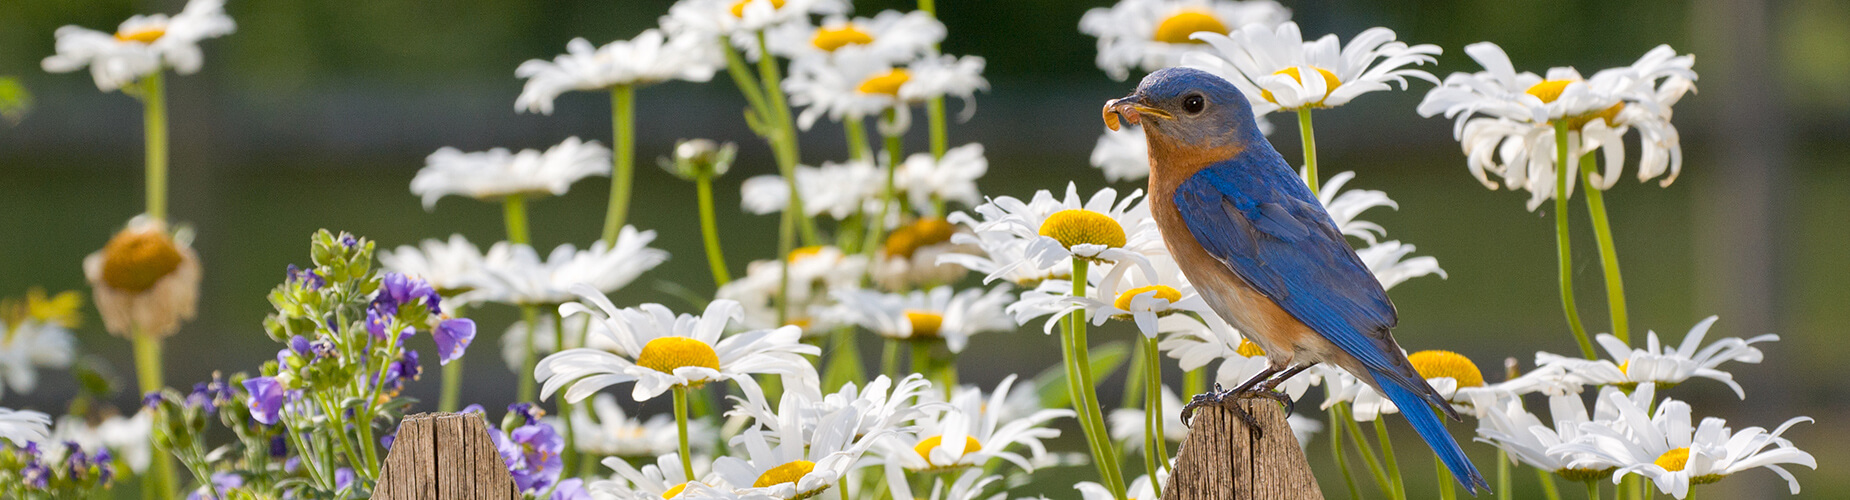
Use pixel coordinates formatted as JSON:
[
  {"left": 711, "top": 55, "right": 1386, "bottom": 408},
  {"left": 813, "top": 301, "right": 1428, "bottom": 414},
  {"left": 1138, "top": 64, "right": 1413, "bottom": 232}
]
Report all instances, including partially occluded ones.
[{"left": 1372, "top": 370, "right": 1492, "bottom": 495}]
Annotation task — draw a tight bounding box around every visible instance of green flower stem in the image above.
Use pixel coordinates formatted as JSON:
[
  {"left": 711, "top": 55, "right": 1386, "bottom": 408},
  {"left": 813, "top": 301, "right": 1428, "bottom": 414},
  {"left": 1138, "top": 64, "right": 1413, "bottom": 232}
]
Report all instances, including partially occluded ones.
[
  {"left": 1497, "top": 450, "right": 1511, "bottom": 500},
  {"left": 1145, "top": 335, "right": 1170, "bottom": 473},
  {"left": 673, "top": 386, "right": 697, "bottom": 482},
  {"left": 603, "top": 85, "right": 636, "bottom": 242},
  {"left": 927, "top": 97, "right": 948, "bottom": 159},
  {"left": 864, "top": 118, "right": 903, "bottom": 258},
  {"left": 140, "top": 72, "right": 169, "bottom": 221},
  {"left": 1578, "top": 160, "right": 1630, "bottom": 345},
  {"left": 1297, "top": 108, "right": 1319, "bottom": 196},
  {"left": 134, "top": 333, "right": 176, "bottom": 500},
  {"left": 439, "top": 358, "right": 463, "bottom": 412},
  {"left": 695, "top": 172, "right": 731, "bottom": 287},
  {"left": 935, "top": 348, "right": 958, "bottom": 392},
  {"left": 1340, "top": 407, "right": 1392, "bottom": 499},
  {"left": 821, "top": 327, "right": 866, "bottom": 390},
  {"left": 1374, "top": 418, "right": 1406, "bottom": 500},
  {"left": 1183, "top": 367, "right": 1205, "bottom": 398},
  {"left": 919, "top": 0, "right": 936, "bottom": 15},
  {"left": 1063, "top": 259, "right": 1127, "bottom": 498},
  {"left": 1552, "top": 122, "right": 1596, "bottom": 359},
  {"left": 910, "top": 341, "right": 930, "bottom": 376},
  {"left": 1120, "top": 340, "right": 1146, "bottom": 409},
  {"left": 1437, "top": 454, "right": 1457, "bottom": 500},
  {"left": 503, "top": 196, "right": 532, "bottom": 245},
  {"left": 881, "top": 338, "right": 901, "bottom": 379},
  {"left": 1586, "top": 480, "right": 1599, "bottom": 500},
  {"left": 721, "top": 38, "right": 770, "bottom": 118},
  {"left": 753, "top": 31, "right": 819, "bottom": 247},
  {"left": 776, "top": 219, "right": 794, "bottom": 325},
  {"left": 517, "top": 305, "right": 539, "bottom": 402},
  {"left": 555, "top": 310, "right": 578, "bottom": 476},
  {"left": 1329, "top": 402, "right": 1363, "bottom": 500},
  {"left": 1539, "top": 470, "right": 1562, "bottom": 500},
  {"left": 845, "top": 115, "right": 870, "bottom": 161}
]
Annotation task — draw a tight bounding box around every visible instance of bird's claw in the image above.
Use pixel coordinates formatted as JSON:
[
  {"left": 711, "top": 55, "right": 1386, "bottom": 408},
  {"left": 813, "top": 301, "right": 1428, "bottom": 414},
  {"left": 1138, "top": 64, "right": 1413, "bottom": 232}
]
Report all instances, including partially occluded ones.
[{"left": 1180, "top": 383, "right": 1296, "bottom": 437}]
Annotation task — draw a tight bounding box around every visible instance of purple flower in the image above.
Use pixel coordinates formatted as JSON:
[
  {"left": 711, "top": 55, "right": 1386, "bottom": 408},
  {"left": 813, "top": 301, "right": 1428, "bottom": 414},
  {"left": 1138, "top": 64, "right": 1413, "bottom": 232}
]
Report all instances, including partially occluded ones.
[
  {"left": 64, "top": 443, "right": 87, "bottom": 478},
  {"left": 490, "top": 418, "right": 563, "bottom": 494},
  {"left": 374, "top": 272, "right": 440, "bottom": 315},
  {"left": 286, "top": 265, "right": 325, "bottom": 290},
  {"left": 289, "top": 336, "right": 313, "bottom": 357},
  {"left": 94, "top": 449, "right": 114, "bottom": 484},
  {"left": 143, "top": 392, "right": 164, "bottom": 409},
  {"left": 460, "top": 404, "right": 485, "bottom": 415},
  {"left": 269, "top": 435, "right": 288, "bottom": 458},
  {"left": 380, "top": 432, "right": 396, "bottom": 451},
  {"left": 335, "top": 468, "right": 355, "bottom": 491},
  {"left": 507, "top": 403, "right": 542, "bottom": 425},
  {"left": 381, "top": 350, "right": 421, "bottom": 393},
  {"left": 549, "top": 478, "right": 589, "bottom": 500},
  {"left": 340, "top": 234, "right": 358, "bottom": 248},
  {"left": 434, "top": 318, "right": 475, "bottom": 365},
  {"left": 243, "top": 377, "right": 286, "bottom": 425},
  {"left": 22, "top": 461, "right": 48, "bottom": 489},
  {"left": 186, "top": 471, "right": 244, "bottom": 500}
]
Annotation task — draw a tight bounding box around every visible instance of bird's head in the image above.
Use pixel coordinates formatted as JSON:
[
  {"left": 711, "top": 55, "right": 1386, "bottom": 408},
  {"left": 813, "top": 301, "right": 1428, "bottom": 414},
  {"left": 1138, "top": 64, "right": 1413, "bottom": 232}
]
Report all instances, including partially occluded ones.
[{"left": 1104, "top": 67, "right": 1264, "bottom": 169}]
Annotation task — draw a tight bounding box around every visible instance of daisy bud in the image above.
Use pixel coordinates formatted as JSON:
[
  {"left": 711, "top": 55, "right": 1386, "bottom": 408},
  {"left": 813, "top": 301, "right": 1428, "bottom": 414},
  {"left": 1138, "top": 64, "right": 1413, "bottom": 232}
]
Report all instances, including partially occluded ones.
[
  {"left": 82, "top": 216, "right": 200, "bottom": 339},
  {"left": 661, "top": 139, "right": 736, "bottom": 180}
]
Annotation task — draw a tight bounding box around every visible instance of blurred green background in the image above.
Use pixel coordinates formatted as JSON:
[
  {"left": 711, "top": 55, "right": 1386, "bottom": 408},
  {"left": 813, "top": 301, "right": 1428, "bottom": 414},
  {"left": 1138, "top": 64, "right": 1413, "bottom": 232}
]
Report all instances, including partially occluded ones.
[{"left": 3, "top": 0, "right": 1848, "bottom": 497}]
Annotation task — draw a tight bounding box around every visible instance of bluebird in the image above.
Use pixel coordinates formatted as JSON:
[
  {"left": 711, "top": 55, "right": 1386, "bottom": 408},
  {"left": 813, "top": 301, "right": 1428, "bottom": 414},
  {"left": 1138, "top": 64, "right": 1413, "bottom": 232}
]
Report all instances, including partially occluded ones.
[{"left": 1105, "top": 67, "right": 1490, "bottom": 494}]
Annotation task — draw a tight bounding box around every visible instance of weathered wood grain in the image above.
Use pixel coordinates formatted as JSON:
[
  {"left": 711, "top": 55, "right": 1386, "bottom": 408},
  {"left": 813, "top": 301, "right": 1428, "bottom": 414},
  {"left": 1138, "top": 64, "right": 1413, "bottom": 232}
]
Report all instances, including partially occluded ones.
[
  {"left": 376, "top": 412, "right": 518, "bottom": 500},
  {"left": 1162, "top": 399, "right": 1324, "bottom": 500}
]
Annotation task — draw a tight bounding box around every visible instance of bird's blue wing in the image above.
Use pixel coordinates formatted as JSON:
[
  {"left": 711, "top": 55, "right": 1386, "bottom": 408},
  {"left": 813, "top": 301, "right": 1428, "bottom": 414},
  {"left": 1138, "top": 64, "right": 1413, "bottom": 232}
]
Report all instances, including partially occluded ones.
[{"left": 1173, "top": 157, "right": 1406, "bottom": 375}]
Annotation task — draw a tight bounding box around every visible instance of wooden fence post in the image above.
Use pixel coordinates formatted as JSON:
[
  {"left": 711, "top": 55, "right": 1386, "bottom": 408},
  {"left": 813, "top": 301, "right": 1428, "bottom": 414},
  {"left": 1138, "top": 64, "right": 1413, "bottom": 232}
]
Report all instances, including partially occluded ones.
[
  {"left": 375, "top": 412, "right": 519, "bottom": 499},
  {"left": 1162, "top": 399, "right": 1324, "bottom": 500}
]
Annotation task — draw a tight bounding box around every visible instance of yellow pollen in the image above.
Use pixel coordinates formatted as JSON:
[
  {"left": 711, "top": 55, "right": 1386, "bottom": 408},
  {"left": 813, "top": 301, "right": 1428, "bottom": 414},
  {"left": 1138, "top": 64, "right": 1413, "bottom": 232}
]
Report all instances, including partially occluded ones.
[
  {"left": 26, "top": 288, "right": 83, "bottom": 328},
  {"left": 636, "top": 337, "right": 721, "bottom": 375},
  {"left": 904, "top": 310, "right": 944, "bottom": 338},
  {"left": 788, "top": 245, "right": 826, "bottom": 262},
  {"left": 857, "top": 69, "right": 910, "bottom": 96},
  {"left": 114, "top": 27, "right": 167, "bottom": 44},
  {"left": 1618, "top": 360, "right": 1630, "bottom": 374},
  {"left": 1038, "top": 209, "right": 1127, "bottom": 250},
  {"left": 1525, "top": 79, "right": 1573, "bottom": 103},
  {"left": 1235, "top": 339, "right": 1267, "bottom": 358},
  {"left": 752, "top": 460, "right": 815, "bottom": 487},
  {"left": 729, "top": 0, "right": 785, "bottom": 17},
  {"left": 1114, "top": 285, "right": 1182, "bottom": 310},
  {"left": 1152, "top": 10, "right": 1227, "bottom": 44},
  {"left": 1654, "top": 447, "right": 1690, "bottom": 472},
  {"left": 1260, "top": 66, "right": 1342, "bottom": 106},
  {"left": 884, "top": 218, "right": 956, "bottom": 259},
  {"left": 100, "top": 228, "right": 184, "bottom": 293},
  {"left": 1407, "top": 350, "right": 1486, "bottom": 388},
  {"left": 813, "top": 25, "right": 875, "bottom": 52},
  {"left": 662, "top": 482, "right": 689, "bottom": 498},
  {"left": 913, "top": 435, "right": 983, "bottom": 466}
]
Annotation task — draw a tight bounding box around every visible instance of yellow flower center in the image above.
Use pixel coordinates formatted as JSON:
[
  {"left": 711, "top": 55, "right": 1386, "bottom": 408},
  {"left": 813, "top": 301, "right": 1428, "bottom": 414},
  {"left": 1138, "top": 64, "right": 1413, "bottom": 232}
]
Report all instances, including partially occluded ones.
[
  {"left": 1152, "top": 10, "right": 1227, "bottom": 44},
  {"left": 1038, "top": 209, "right": 1127, "bottom": 250},
  {"left": 788, "top": 245, "right": 826, "bottom": 262},
  {"left": 857, "top": 69, "right": 911, "bottom": 96},
  {"left": 884, "top": 218, "right": 956, "bottom": 259},
  {"left": 1407, "top": 350, "right": 1485, "bottom": 388},
  {"left": 1235, "top": 338, "right": 1267, "bottom": 358},
  {"left": 813, "top": 25, "right": 875, "bottom": 52},
  {"left": 1525, "top": 79, "right": 1625, "bottom": 128},
  {"left": 904, "top": 310, "right": 944, "bottom": 338},
  {"left": 636, "top": 337, "right": 721, "bottom": 375},
  {"left": 730, "top": 0, "right": 785, "bottom": 17},
  {"left": 662, "top": 482, "right": 689, "bottom": 498},
  {"left": 1114, "top": 285, "right": 1182, "bottom": 310},
  {"left": 114, "top": 27, "right": 167, "bottom": 44},
  {"left": 100, "top": 228, "right": 184, "bottom": 293},
  {"left": 1654, "top": 447, "right": 1690, "bottom": 472},
  {"left": 1618, "top": 360, "right": 1630, "bottom": 374},
  {"left": 1260, "top": 66, "right": 1342, "bottom": 106},
  {"left": 26, "top": 288, "right": 83, "bottom": 328},
  {"left": 913, "top": 435, "right": 983, "bottom": 466},
  {"left": 752, "top": 460, "right": 815, "bottom": 487}
]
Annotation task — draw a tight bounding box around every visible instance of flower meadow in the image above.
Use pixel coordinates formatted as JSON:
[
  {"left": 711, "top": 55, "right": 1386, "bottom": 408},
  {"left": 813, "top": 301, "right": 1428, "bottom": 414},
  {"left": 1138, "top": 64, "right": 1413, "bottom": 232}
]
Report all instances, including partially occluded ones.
[{"left": 0, "top": 0, "right": 1824, "bottom": 499}]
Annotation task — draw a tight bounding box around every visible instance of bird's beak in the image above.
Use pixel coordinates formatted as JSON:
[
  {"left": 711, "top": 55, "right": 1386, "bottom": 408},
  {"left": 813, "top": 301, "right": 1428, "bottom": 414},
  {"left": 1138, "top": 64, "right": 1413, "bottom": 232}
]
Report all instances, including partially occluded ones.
[{"left": 1103, "top": 94, "right": 1170, "bottom": 131}]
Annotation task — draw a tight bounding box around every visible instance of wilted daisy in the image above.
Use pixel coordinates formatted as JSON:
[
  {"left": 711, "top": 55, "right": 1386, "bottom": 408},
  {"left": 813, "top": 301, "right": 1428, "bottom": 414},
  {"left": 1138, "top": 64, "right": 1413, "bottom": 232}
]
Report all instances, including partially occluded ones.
[
  {"left": 766, "top": 10, "right": 945, "bottom": 64},
  {"left": 1077, "top": 0, "right": 1289, "bottom": 81},
  {"left": 897, "top": 143, "right": 988, "bottom": 211},
  {"left": 536, "top": 290, "right": 817, "bottom": 402},
  {"left": 1417, "top": 43, "right": 1696, "bottom": 210},
  {"left": 740, "top": 160, "right": 885, "bottom": 220},
  {"left": 378, "top": 234, "right": 488, "bottom": 301},
  {"left": 662, "top": 0, "right": 851, "bottom": 40},
  {"left": 784, "top": 51, "right": 988, "bottom": 132},
  {"left": 0, "top": 289, "right": 79, "bottom": 398},
  {"left": 567, "top": 393, "right": 711, "bottom": 457},
  {"left": 1536, "top": 316, "right": 1776, "bottom": 398},
  {"left": 52, "top": 410, "right": 153, "bottom": 473},
  {"left": 0, "top": 408, "right": 50, "bottom": 446},
  {"left": 833, "top": 285, "right": 1015, "bottom": 353},
  {"left": 515, "top": 30, "right": 721, "bottom": 115},
  {"left": 714, "top": 388, "right": 888, "bottom": 499},
  {"left": 1182, "top": 22, "right": 1440, "bottom": 114},
  {"left": 952, "top": 183, "right": 1161, "bottom": 282},
  {"left": 717, "top": 245, "right": 868, "bottom": 332},
  {"left": 871, "top": 218, "right": 974, "bottom": 292},
  {"left": 466, "top": 228, "right": 668, "bottom": 306},
  {"left": 410, "top": 137, "right": 611, "bottom": 210},
  {"left": 1556, "top": 389, "right": 1815, "bottom": 498},
  {"left": 84, "top": 216, "right": 200, "bottom": 340},
  {"left": 592, "top": 453, "right": 717, "bottom": 499},
  {"left": 883, "top": 376, "right": 1070, "bottom": 483},
  {"left": 40, "top": 0, "right": 236, "bottom": 92}
]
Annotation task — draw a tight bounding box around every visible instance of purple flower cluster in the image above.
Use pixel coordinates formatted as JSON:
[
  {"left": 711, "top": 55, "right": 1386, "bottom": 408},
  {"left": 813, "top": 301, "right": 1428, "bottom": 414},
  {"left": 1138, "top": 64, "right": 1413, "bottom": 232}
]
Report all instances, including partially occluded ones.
[
  {"left": 285, "top": 264, "right": 325, "bottom": 290},
  {"left": 186, "top": 374, "right": 236, "bottom": 416},
  {"left": 487, "top": 403, "right": 564, "bottom": 494},
  {"left": 11, "top": 441, "right": 116, "bottom": 492},
  {"left": 374, "top": 272, "right": 441, "bottom": 317}
]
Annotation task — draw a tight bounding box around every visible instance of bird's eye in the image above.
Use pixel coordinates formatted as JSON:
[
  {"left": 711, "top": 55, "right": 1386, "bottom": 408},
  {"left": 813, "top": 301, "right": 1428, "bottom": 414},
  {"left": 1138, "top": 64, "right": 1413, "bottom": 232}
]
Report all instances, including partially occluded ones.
[{"left": 1183, "top": 95, "right": 1205, "bottom": 114}]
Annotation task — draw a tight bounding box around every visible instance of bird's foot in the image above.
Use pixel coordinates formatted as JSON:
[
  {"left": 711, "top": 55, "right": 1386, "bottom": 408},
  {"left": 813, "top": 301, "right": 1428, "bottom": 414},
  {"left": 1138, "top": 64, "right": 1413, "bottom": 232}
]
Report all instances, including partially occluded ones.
[{"left": 1180, "top": 383, "right": 1296, "bottom": 437}]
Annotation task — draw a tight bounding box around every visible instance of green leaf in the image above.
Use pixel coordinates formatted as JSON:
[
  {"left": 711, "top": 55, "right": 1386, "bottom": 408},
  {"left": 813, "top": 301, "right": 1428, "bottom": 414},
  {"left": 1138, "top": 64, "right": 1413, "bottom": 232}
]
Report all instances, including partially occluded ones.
[{"left": 1034, "top": 340, "right": 1130, "bottom": 409}]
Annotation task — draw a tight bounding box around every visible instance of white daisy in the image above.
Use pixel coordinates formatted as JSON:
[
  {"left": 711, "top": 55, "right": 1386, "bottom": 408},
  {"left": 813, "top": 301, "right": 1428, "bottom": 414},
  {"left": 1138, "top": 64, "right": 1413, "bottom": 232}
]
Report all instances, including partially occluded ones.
[
  {"left": 951, "top": 183, "right": 1161, "bottom": 284},
  {"left": 897, "top": 143, "right": 988, "bottom": 211},
  {"left": 935, "top": 228, "right": 1072, "bottom": 289},
  {"left": 871, "top": 218, "right": 975, "bottom": 292},
  {"left": 1183, "top": 22, "right": 1440, "bottom": 114},
  {"left": 51, "top": 410, "right": 153, "bottom": 473},
  {"left": 784, "top": 52, "right": 988, "bottom": 132},
  {"left": 662, "top": 0, "right": 851, "bottom": 40},
  {"left": 1556, "top": 388, "right": 1815, "bottom": 498},
  {"left": 1076, "top": 470, "right": 1168, "bottom": 500},
  {"left": 1157, "top": 312, "right": 1321, "bottom": 400},
  {"left": 1010, "top": 255, "right": 1211, "bottom": 338},
  {"left": 766, "top": 10, "right": 945, "bottom": 64},
  {"left": 882, "top": 375, "right": 1070, "bottom": 492},
  {"left": 0, "top": 408, "right": 50, "bottom": 446},
  {"left": 1417, "top": 43, "right": 1696, "bottom": 210},
  {"left": 591, "top": 453, "right": 719, "bottom": 499},
  {"left": 468, "top": 228, "right": 665, "bottom": 307},
  {"left": 1327, "top": 350, "right": 1565, "bottom": 421},
  {"left": 410, "top": 137, "right": 611, "bottom": 210},
  {"left": 716, "top": 245, "right": 868, "bottom": 333},
  {"left": 1472, "top": 385, "right": 1641, "bottom": 482},
  {"left": 740, "top": 160, "right": 886, "bottom": 220},
  {"left": 568, "top": 393, "right": 711, "bottom": 457},
  {"left": 378, "top": 235, "right": 488, "bottom": 299},
  {"left": 40, "top": 0, "right": 235, "bottom": 92},
  {"left": 0, "top": 297, "right": 78, "bottom": 398},
  {"left": 1110, "top": 386, "right": 1323, "bottom": 452},
  {"left": 1536, "top": 316, "right": 1776, "bottom": 398},
  {"left": 731, "top": 373, "right": 939, "bottom": 453},
  {"left": 515, "top": 30, "right": 722, "bottom": 115},
  {"left": 536, "top": 290, "right": 817, "bottom": 402},
  {"left": 714, "top": 381, "right": 888, "bottom": 499},
  {"left": 832, "top": 285, "right": 1015, "bottom": 353},
  {"left": 1078, "top": 0, "right": 1290, "bottom": 81}
]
